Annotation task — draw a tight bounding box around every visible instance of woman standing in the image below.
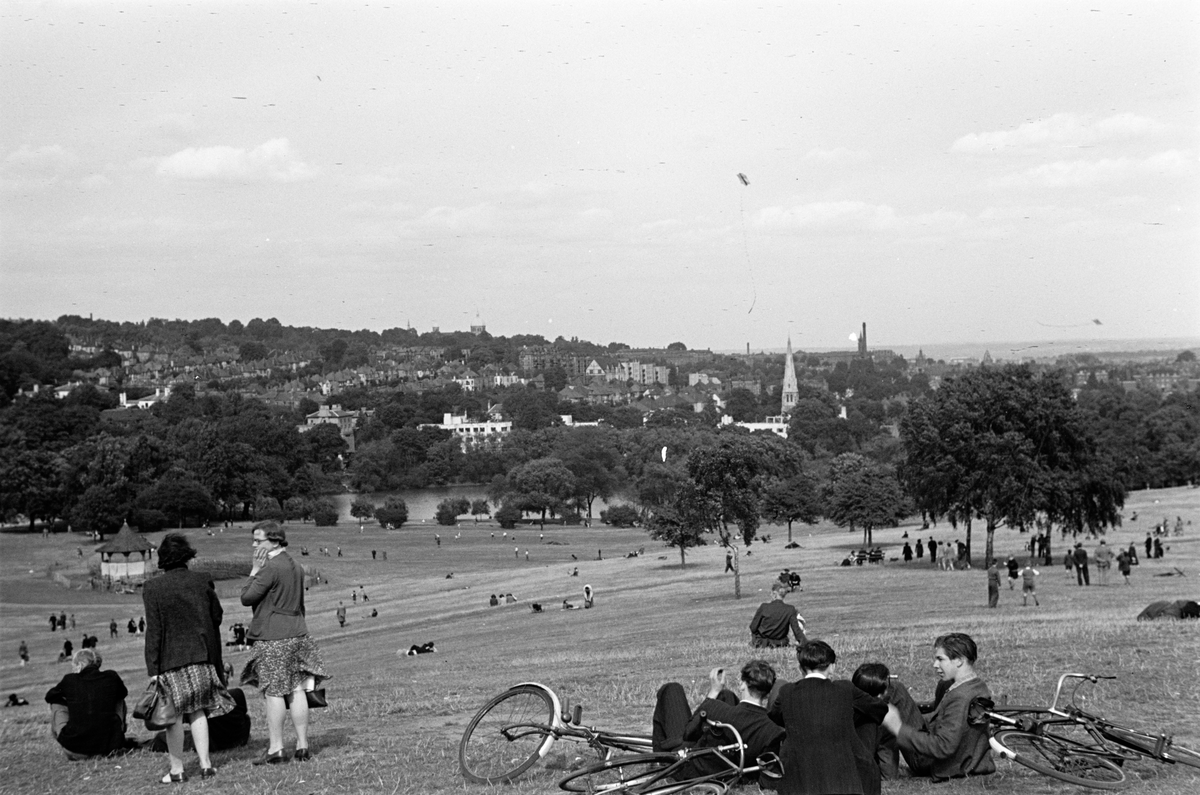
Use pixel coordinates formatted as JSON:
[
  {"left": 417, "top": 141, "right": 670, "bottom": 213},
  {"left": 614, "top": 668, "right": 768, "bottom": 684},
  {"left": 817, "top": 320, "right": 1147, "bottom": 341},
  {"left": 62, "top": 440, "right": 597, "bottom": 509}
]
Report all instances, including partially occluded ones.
[
  {"left": 142, "top": 533, "right": 231, "bottom": 783},
  {"left": 240, "top": 521, "right": 328, "bottom": 764}
]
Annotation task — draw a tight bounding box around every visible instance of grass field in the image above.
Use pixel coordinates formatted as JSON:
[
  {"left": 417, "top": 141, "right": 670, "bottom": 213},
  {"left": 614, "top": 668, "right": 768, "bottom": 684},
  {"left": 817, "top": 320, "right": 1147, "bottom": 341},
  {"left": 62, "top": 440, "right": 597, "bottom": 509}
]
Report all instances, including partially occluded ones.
[{"left": 2, "top": 487, "right": 1198, "bottom": 794}]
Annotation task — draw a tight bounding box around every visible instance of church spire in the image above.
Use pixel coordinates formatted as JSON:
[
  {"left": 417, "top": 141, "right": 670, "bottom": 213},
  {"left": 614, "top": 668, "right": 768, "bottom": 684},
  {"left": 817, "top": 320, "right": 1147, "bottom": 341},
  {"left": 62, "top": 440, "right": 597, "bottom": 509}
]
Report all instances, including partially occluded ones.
[{"left": 781, "top": 335, "right": 799, "bottom": 415}]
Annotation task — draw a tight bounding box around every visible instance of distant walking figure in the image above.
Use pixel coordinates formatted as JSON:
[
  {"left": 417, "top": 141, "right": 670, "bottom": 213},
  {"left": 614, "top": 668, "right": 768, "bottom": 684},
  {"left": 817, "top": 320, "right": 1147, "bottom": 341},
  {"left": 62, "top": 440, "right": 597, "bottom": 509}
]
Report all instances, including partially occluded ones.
[
  {"left": 1073, "top": 543, "right": 1090, "bottom": 586},
  {"left": 725, "top": 550, "right": 735, "bottom": 573},
  {"left": 915, "top": 538, "right": 924, "bottom": 559},
  {"left": 1021, "top": 564, "right": 1040, "bottom": 606},
  {"left": 986, "top": 562, "right": 1000, "bottom": 608},
  {"left": 928, "top": 539, "right": 938, "bottom": 566}
]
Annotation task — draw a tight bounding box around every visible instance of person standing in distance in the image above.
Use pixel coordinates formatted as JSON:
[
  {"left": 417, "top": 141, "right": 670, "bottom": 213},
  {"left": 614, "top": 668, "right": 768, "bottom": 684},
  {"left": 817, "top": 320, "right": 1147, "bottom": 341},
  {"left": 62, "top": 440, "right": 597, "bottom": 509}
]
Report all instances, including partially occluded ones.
[{"left": 240, "top": 522, "right": 328, "bottom": 765}]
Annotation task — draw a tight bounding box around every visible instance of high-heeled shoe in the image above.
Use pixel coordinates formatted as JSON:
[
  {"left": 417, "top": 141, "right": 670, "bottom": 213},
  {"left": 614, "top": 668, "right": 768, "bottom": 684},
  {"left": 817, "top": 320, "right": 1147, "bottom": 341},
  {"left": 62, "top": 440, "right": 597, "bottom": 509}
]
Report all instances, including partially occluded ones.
[
  {"left": 200, "top": 767, "right": 217, "bottom": 778},
  {"left": 252, "top": 750, "right": 287, "bottom": 766},
  {"left": 160, "top": 771, "right": 187, "bottom": 784},
  {"left": 293, "top": 747, "right": 311, "bottom": 761}
]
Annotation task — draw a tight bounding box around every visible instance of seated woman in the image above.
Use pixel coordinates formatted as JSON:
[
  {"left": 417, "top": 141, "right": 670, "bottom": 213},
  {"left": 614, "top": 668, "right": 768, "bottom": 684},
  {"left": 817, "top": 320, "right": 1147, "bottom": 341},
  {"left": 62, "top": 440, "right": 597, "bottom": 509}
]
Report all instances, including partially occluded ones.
[
  {"left": 45, "top": 648, "right": 131, "bottom": 759},
  {"left": 852, "top": 663, "right": 900, "bottom": 780}
]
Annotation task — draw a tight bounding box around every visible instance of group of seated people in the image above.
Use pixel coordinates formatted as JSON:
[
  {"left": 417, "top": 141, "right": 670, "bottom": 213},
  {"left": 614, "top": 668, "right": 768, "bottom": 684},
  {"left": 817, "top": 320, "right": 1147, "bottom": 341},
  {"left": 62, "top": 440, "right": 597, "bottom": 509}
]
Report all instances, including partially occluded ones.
[
  {"left": 45, "top": 649, "right": 251, "bottom": 760},
  {"left": 841, "top": 548, "right": 886, "bottom": 566},
  {"left": 651, "top": 632, "right": 994, "bottom": 794}
]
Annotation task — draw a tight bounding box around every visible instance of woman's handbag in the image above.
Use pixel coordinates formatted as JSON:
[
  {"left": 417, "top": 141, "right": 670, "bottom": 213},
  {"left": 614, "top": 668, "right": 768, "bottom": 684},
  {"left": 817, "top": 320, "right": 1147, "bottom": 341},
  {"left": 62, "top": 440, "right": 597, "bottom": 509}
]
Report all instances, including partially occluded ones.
[
  {"left": 305, "top": 688, "right": 328, "bottom": 709},
  {"left": 132, "top": 678, "right": 177, "bottom": 730}
]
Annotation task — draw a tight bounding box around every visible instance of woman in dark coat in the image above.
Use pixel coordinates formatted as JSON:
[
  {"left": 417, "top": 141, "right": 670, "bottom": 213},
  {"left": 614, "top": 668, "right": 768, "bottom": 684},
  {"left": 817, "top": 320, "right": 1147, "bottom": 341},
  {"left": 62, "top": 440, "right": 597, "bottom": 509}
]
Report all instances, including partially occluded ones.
[
  {"left": 143, "top": 533, "right": 231, "bottom": 783},
  {"left": 45, "top": 648, "right": 129, "bottom": 758},
  {"left": 769, "top": 641, "right": 886, "bottom": 795}
]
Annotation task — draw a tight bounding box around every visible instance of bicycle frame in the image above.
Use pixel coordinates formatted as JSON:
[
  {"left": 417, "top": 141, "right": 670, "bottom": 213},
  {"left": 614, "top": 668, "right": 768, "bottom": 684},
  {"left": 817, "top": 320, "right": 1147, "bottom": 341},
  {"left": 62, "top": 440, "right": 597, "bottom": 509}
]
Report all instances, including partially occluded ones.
[{"left": 508, "top": 681, "right": 654, "bottom": 761}]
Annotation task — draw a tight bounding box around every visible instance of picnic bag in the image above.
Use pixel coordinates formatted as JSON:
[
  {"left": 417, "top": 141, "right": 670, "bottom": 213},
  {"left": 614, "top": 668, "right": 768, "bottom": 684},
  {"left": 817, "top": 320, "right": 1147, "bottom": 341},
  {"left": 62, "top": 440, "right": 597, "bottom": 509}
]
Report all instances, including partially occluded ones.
[{"left": 133, "top": 678, "right": 177, "bottom": 730}]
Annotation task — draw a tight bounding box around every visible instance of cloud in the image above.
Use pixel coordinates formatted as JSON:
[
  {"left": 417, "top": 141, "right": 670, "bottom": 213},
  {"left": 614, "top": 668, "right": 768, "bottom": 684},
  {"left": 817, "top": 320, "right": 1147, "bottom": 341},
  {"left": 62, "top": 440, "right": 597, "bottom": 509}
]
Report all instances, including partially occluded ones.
[
  {"left": 951, "top": 113, "right": 1165, "bottom": 154},
  {"left": 986, "top": 150, "right": 1194, "bottom": 188},
  {"left": 3, "top": 144, "right": 79, "bottom": 174},
  {"left": 802, "top": 147, "right": 869, "bottom": 163},
  {"left": 155, "top": 138, "right": 317, "bottom": 181}
]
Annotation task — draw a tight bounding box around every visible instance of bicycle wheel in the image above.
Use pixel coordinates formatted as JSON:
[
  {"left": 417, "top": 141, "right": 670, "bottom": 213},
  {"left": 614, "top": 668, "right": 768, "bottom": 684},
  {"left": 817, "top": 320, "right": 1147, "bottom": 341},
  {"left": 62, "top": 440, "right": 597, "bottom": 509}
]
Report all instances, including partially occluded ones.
[
  {"left": 1101, "top": 726, "right": 1200, "bottom": 770},
  {"left": 557, "top": 753, "right": 679, "bottom": 793},
  {"left": 459, "top": 685, "right": 555, "bottom": 784},
  {"left": 993, "top": 730, "right": 1127, "bottom": 790}
]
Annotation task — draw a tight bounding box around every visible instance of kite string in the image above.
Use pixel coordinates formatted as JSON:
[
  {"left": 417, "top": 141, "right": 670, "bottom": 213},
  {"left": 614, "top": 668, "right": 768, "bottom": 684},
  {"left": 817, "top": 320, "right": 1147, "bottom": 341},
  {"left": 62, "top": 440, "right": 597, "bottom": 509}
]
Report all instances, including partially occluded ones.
[{"left": 739, "top": 190, "right": 757, "bottom": 313}]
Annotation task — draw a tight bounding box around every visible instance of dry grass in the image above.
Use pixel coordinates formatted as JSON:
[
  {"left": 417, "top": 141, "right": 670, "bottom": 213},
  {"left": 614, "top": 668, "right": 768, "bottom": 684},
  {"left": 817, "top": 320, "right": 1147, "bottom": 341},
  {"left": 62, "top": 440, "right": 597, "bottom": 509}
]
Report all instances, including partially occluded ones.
[{"left": 2, "top": 486, "right": 1198, "bottom": 794}]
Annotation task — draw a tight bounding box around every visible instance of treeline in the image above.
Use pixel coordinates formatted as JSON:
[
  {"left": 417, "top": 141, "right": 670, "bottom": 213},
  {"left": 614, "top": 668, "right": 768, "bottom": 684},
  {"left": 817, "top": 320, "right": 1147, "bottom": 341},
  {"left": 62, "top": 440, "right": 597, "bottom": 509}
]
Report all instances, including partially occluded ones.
[{"left": 0, "top": 384, "right": 348, "bottom": 536}]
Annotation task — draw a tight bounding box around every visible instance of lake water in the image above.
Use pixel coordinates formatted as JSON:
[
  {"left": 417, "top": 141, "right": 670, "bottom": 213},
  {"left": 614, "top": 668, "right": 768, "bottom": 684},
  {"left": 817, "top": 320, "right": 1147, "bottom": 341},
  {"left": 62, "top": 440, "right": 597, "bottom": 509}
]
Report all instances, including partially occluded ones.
[{"left": 331, "top": 487, "right": 617, "bottom": 524}]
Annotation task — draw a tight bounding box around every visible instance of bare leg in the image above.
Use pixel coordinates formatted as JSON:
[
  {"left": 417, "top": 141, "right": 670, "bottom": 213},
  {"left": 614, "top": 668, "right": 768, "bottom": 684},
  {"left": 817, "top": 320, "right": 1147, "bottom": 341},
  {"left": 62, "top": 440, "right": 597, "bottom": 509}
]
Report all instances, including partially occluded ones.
[
  {"left": 264, "top": 695, "right": 288, "bottom": 753},
  {"left": 189, "top": 710, "right": 211, "bottom": 769},
  {"left": 163, "top": 720, "right": 187, "bottom": 775},
  {"left": 291, "top": 687, "right": 310, "bottom": 750}
]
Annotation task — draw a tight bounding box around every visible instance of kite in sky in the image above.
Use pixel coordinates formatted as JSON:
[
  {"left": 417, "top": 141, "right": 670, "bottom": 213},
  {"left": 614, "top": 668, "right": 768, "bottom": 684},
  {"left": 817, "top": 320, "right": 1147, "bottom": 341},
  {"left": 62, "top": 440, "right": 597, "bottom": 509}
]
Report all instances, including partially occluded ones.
[{"left": 737, "top": 173, "right": 749, "bottom": 186}]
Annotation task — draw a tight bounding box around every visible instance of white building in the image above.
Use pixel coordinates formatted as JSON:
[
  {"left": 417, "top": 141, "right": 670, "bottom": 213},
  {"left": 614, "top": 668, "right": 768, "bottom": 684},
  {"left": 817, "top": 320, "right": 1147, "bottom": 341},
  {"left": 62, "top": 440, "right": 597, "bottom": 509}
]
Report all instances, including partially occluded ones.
[{"left": 420, "top": 413, "right": 513, "bottom": 450}]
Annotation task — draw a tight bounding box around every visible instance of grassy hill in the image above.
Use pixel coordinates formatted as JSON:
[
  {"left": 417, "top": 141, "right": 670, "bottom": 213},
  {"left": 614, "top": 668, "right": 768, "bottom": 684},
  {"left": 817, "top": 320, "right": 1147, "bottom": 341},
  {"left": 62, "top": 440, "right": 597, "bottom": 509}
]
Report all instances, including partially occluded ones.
[{"left": 2, "top": 488, "right": 1198, "bottom": 794}]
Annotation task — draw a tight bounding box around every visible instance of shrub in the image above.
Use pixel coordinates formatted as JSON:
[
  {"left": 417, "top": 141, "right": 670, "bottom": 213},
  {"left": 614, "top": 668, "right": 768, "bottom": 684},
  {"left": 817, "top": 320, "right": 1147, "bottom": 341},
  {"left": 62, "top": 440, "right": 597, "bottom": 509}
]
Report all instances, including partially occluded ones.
[
  {"left": 192, "top": 558, "right": 252, "bottom": 581},
  {"left": 312, "top": 500, "right": 339, "bottom": 526},
  {"left": 602, "top": 504, "right": 640, "bottom": 528},
  {"left": 376, "top": 497, "right": 409, "bottom": 529},
  {"left": 495, "top": 504, "right": 522, "bottom": 529},
  {"left": 435, "top": 499, "right": 462, "bottom": 526}
]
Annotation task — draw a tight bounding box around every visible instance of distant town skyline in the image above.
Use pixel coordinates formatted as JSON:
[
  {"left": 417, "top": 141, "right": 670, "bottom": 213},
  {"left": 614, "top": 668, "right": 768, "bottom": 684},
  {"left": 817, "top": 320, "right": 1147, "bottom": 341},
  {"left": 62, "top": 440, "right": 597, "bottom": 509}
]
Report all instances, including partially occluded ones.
[{"left": 2, "top": 2, "right": 1197, "bottom": 350}]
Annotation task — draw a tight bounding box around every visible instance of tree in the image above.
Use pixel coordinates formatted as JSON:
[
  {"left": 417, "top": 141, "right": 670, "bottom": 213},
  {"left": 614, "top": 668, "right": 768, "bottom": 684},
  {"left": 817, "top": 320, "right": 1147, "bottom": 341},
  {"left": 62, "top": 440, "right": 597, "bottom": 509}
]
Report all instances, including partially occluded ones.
[
  {"left": 350, "top": 495, "right": 376, "bottom": 528},
  {"left": 900, "top": 365, "right": 1125, "bottom": 566},
  {"left": 135, "top": 470, "right": 216, "bottom": 528},
  {"left": 70, "top": 485, "right": 125, "bottom": 539},
  {"left": 436, "top": 497, "right": 471, "bottom": 526},
  {"left": 312, "top": 499, "right": 339, "bottom": 526},
  {"left": 760, "top": 473, "right": 821, "bottom": 544},
  {"left": 495, "top": 504, "right": 522, "bottom": 529},
  {"left": 238, "top": 341, "right": 268, "bottom": 361},
  {"left": 505, "top": 457, "right": 576, "bottom": 530},
  {"left": 601, "top": 504, "right": 640, "bottom": 527},
  {"left": 823, "top": 454, "right": 909, "bottom": 546},
  {"left": 557, "top": 428, "right": 626, "bottom": 522},
  {"left": 0, "top": 449, "right": 64, "bottom": 531},
  {"left": 645, "top": 479, "right": 720, "bottom": 567},
  {"left": 470, "top": 498, "right": 490, "bottom": 523},
  {"left": 376, "top": 496, "right": 409, "bottom": 528}
]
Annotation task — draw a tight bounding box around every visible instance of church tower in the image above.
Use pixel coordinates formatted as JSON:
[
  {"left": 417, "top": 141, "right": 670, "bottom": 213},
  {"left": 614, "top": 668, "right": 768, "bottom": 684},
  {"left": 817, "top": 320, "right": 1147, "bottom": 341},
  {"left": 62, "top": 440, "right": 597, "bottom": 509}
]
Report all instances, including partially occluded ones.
[{"left": 781, "top": 336, "right": 799, "bottom": 415}]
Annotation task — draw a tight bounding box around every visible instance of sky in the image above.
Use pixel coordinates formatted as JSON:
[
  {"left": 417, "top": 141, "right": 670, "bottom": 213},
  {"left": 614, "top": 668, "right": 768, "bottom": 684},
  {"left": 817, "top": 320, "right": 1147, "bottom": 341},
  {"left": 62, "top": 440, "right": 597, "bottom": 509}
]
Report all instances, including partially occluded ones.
[{"left": 2, "top": 1, "right": 1197, "bottom": 352}]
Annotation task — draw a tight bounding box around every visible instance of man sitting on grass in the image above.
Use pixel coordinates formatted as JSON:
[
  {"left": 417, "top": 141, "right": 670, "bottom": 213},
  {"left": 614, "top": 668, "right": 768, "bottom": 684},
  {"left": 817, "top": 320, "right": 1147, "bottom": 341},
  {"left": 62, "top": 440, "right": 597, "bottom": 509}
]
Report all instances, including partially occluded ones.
[
  {"left": 749, "top": 582, "right": 806, "bottom": 648},
  {"left": 652, "top": 661, "right": 785, "bottom": 784},
  {"left": 880, "top": 632, "right": 995, "bottom": 781}
]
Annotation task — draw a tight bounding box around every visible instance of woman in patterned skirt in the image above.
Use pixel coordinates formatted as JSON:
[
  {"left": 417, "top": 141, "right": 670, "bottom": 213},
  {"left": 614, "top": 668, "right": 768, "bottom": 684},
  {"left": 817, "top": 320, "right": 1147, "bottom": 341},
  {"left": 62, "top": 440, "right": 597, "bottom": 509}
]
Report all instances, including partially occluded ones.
[
  {"left": 143, "top": 533, "right": 232, "bottom": 783},
  {"left": 240, "top": 522, "right": 328, "bottom": 764}
]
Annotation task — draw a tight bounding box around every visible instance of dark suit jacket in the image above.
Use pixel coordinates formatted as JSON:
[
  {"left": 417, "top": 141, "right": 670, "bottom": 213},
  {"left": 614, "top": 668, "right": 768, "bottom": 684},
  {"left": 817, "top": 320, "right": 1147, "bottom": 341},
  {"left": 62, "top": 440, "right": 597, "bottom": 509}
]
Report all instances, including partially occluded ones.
[
  {"left": 142, "top": 566, "right": 223, "bottom": 677},
  {"left": 45, "top": 667, "right": 128, "bottom": 757},
  {"left": 895, "top": 677, "right": 996, "bottom": 780},
  {"left": 683, "top": 698, "right": 785, "bottom": 783},
  {"left": 749, "top": 600, "right": 804, "bottom": 646},
  {"left": 240, "top": 551, "right": 308, "bottom": 641},
  {"left": 769, "top": 677, "right": 887, "bottom": 795}
]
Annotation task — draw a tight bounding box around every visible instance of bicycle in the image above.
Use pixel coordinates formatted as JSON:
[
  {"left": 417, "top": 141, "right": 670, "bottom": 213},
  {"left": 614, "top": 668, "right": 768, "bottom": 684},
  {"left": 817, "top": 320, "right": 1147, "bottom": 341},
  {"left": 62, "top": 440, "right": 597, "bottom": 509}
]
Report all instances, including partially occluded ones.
[
  {"left": 556, "top": 716, "right": 783, "bottom": 795},
  {"left": 459, "top": 682, "right": 653, "bottom": 784},
  {"left": 977, "top": 672, "right": 1200, "bottom": 789}
]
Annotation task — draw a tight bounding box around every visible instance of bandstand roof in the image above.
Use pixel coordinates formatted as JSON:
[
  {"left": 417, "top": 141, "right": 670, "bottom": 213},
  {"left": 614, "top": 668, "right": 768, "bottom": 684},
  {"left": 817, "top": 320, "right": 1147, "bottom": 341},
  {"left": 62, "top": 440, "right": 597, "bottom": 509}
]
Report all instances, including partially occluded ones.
[{"left": 95, "top": 523, "right": 155, "bottom": 554}]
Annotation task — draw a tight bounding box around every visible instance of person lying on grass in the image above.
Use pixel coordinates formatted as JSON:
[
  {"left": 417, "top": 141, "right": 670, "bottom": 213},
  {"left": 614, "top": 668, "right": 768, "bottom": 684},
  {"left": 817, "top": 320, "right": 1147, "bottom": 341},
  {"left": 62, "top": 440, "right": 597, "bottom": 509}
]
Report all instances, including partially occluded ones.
[
  {"left": 652, "top": 661, "right": 784, "bottom": 784},
  {"left": 880, "top": 632, "right": 996, "bottom": 781}
]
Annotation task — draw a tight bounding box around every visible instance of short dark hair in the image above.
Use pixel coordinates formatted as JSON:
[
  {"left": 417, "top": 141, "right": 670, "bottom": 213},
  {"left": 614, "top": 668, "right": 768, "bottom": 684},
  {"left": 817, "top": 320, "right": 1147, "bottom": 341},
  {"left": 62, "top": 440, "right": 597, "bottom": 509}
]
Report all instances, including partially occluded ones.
[
  {"left": 740, "top": 659, "right": 776, "bottom": 698},
  {"left": 852, "top": 662, "right": 890, "bottom": 697},
  {"left": 934, "top": 632, "right": 978, "bottom": 664},
  {"left": 253, "top": 520, "right": 288, "bottom": 547},
  {"left": 157, "top": 532, "right": 197, "bottom": 569},
  {"left": 796, "top": 640, "right": 836, "bottom": 672}
]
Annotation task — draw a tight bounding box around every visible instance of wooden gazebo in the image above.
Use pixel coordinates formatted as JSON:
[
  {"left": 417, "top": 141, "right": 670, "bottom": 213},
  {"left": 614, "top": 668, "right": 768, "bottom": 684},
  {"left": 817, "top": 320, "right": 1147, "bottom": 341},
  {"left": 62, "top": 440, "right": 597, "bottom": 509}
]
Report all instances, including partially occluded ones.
[{"left": 95, "top": 522, "right": 155, "bottom": 582}]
